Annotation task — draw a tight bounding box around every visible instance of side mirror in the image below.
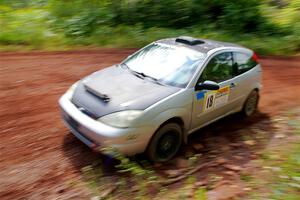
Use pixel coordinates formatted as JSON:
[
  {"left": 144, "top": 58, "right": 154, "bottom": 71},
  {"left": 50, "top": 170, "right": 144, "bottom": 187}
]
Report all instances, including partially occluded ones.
[{"left": 195, "top": 80, "right": 220, "bottom": 91}]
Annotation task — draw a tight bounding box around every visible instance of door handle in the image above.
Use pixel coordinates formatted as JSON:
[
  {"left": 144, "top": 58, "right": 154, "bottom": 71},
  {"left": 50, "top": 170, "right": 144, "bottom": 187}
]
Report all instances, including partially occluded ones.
[{"left": 230, "top": 82, "right": 236, "bottom": 88}]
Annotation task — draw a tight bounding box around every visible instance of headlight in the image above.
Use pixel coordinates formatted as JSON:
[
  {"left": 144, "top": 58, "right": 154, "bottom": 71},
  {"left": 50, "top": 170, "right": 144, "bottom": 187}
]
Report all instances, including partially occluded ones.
[
  {"left": 98, "top": 110, "right": 143, "bottom": 128},
  {"left": 65, "top": 82, "right": 78, "bottom": 99}
]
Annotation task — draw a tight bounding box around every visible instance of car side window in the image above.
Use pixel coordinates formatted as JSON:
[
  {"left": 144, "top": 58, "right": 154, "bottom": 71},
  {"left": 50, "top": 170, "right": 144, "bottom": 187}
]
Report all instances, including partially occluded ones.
[
  {"left": 199, "top": 52, "right": 233, "bottom": 83},
  {"left": 233, "top": 52, "right": 257, "bottom": 75}
]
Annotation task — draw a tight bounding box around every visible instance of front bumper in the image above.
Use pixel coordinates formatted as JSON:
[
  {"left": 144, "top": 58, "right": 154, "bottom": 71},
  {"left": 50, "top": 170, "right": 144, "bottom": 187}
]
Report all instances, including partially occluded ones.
[{"left": 59, "top": 94, "right": 153, "bottom": 155}]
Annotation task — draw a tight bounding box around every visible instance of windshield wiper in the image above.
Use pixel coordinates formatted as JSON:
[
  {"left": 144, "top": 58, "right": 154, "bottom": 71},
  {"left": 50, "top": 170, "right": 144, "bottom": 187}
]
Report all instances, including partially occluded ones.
[
  {"left": 132, "top": 71, "right": 163, "bottom": 84},
  {"left": 120, "top": 63, "right": 163, "bottom": 85},
  {"left": 132, "top": 71, "right": 148, "bottom": 79},
  {"left": 120, "top": 63, "right": 129, "bottom": 69}
]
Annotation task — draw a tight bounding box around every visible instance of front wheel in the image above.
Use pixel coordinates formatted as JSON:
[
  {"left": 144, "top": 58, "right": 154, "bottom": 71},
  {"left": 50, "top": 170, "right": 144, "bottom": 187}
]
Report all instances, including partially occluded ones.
[
  {"left": 147, "top": 123, "right": 182, "bottom": 163},
  {"left": 242, "top": 90, "right": 259, "bottom": 117}
]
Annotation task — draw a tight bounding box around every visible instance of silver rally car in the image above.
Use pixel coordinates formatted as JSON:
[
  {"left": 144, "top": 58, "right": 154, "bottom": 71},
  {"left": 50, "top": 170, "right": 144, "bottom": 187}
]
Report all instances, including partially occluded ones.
[{"left": 59, "top": 36, "right": 262, "bottom": 162}]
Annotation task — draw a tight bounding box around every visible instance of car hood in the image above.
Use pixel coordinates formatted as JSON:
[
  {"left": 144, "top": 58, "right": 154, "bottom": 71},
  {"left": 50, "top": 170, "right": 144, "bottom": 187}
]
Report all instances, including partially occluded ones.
[{"left": 71, "top": 66, "right": 180, "bottom": 118}]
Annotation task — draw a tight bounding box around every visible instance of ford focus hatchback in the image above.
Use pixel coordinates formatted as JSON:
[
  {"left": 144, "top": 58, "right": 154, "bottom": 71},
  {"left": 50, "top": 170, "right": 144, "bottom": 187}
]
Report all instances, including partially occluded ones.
[{"left": 59, "top": 36, "right": 262, "bottom": 162}]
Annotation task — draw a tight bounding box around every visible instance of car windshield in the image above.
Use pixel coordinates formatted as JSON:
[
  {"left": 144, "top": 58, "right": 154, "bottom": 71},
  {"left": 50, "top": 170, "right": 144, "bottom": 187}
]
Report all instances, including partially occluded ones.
[{"left": 122, "top": 43, "right": 206, "bottom": 88}]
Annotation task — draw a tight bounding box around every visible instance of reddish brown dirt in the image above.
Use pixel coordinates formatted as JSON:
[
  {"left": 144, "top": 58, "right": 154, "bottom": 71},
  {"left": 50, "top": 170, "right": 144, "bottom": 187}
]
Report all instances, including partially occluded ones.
[{"left": 0, "top": 50, "right": 299, "bottom": 200}]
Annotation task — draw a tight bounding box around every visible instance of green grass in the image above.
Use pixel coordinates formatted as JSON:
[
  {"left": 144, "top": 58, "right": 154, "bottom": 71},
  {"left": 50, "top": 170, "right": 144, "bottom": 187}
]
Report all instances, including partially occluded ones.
[
  {"left": 244, "top": 114, "right": 300, "bottom": 200},
  {"left": 2, "top": 24, "right": 299, "bottom": 55},
  {"left": 71, "top": 25, "right": 300, "bottom": 55},
  {"left": 1, "top": 2, "right": 300, "bottom": 55},
  {"left": 266, "top": 144, "right": 300, "bottom": 200},
  {"left": 0, "top": 6, "right": 66, "bottom": 50}
]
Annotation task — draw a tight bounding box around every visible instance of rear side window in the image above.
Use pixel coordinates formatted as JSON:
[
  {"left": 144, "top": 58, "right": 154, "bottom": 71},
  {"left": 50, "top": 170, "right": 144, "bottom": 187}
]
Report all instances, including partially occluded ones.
[{"left": 233, "top": 52, "right": 258, "bottom": 75}]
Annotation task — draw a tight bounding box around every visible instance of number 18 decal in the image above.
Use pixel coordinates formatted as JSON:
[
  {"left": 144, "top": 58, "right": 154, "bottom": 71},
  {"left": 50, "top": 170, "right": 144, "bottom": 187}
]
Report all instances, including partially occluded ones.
[
  {"left": 203, "top": 86, "right": 230, "bottom": 112},
  {"left": 205, "top": 93, "right": 215, "bottom": 111}
]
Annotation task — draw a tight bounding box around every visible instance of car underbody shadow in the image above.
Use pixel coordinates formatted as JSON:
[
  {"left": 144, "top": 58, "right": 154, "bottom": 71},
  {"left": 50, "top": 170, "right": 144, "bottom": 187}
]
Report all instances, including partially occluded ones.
[
  {"left": 187, "top": 111, "right": 272, "bottom": 149},
  {"left": 158, "top": 111, "right": 274, "bottom": 171}
]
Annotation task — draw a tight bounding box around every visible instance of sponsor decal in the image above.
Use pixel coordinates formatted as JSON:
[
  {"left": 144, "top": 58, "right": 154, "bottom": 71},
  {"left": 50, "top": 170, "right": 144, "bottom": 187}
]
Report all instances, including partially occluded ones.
[
  {"left": 196, "top": 91, "right": 206, "bottom": 100},
  {"left": 203, "top": 86, "right": 230, "bottom": 111}
]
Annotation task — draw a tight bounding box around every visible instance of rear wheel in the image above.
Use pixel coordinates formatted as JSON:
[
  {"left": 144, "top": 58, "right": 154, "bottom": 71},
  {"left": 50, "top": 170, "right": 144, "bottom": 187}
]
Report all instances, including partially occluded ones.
[
  {"left": 242, "top": 90, "right": 259, "bottom": 117},
  {"left": 147, "top": 123, "right": 182, "bottom": 163}
]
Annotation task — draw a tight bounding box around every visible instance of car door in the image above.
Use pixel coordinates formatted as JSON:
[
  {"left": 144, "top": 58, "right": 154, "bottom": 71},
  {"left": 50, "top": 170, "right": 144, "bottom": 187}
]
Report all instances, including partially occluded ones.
[{"left": 191, "top": 51, "right": 236, "bottom": 130}]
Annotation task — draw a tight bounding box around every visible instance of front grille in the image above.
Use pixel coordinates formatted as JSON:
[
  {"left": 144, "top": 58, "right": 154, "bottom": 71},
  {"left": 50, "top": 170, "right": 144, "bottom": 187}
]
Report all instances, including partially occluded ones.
[
  {"left": 79, "top": 107, "right": 97, "bottom": 119},
  {"left": 71, "top": 101, "right": 97, "bottom": 119},
  {"left": 63, "top": 114, "right": 95, "bottom": 144},
  {"left": 65, "top": 115, "right": 79, "bottom": 130}
]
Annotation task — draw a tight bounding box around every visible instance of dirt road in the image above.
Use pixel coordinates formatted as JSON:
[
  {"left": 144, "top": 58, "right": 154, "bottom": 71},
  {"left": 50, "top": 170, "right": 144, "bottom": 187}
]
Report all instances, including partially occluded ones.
[{"left": 0, "top": 50, "right": 299, "bottom": 199}]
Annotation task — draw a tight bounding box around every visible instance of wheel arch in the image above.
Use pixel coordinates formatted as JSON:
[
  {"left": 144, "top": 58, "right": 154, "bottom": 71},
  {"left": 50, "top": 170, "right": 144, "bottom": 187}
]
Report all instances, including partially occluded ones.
[
  {"left": 145, "top": 116, "right": 185, "bottom": 153},
  {"left": 159, "top": 117, "right": 185, "bottom": 132},
  {"left": 253, "top": 87, "right": 260, "bottom": 92}
]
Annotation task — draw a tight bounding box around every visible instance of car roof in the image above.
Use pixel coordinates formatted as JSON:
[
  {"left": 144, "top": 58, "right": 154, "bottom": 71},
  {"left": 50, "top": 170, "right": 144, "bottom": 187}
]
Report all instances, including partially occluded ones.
[{"left": 157, "top": 36, "right": 245, "bottom": 54}]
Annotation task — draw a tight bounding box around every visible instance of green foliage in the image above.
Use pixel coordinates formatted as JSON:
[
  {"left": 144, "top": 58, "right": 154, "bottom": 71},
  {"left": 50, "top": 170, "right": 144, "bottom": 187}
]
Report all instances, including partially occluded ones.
[
  {"left": 48, "top": 0, "right": 113, "bottom": 37},
  {"left": 194, "top": 187, "right": 207, "bottom": 200},
  {"left": 263, "top": 144, "right": 300, "bottom": 199},
  {"left": 109, "top": 0, "right": 272, "bottom": 33},
  {"left": 104, "top": 147, "right": 157, "bottom": 181},
  {"left": 100, "top": 148, "right": 159, "bottom": 198},
  {"left": 0, "top": 0, "right": 48, "bottom": 8},
  {"left": 111, "top": 0, "right": 194, "bottom": 28},
  {"left": 0, "top": 0, "right": 300, "bottom": 54},
  {"left": 46, "top": 0, "right": 280, "bottom": 36},
  {"left": 245, "top": 111, "right": 300, "bottom": 200},
  {"left": 0, "top": 7, "right": 47, "bottom": 46}
]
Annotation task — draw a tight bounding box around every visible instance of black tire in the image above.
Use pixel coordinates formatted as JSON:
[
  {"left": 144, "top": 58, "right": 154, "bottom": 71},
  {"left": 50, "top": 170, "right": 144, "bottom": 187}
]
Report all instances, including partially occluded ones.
[
  {"left": 147, "top": 123, "right": 182, "bottom": 163},
  {"left": 241, "top": 90, "right": 259, "bottom": 117}
]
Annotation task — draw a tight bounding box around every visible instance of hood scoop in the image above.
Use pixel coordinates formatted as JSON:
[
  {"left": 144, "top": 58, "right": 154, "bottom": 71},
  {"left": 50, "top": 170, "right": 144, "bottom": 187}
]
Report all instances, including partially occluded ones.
[{"left": 84, "top": 82, "right": 111, "bottom": 102}]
